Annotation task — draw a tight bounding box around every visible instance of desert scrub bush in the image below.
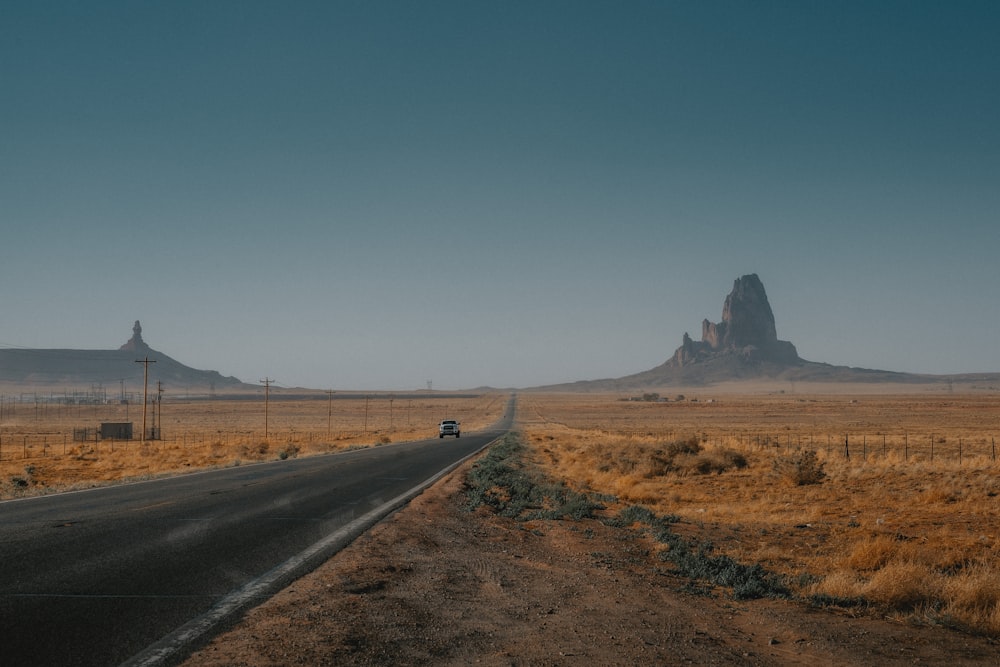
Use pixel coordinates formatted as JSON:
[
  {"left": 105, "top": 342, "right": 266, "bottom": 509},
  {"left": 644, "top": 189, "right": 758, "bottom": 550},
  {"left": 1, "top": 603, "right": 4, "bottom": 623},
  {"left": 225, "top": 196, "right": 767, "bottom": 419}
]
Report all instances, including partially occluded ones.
[
  {"left": 841, "top": 535, "right": 898, "bottom": 572},
  {"left": 940, "top": 563, "right": 1000, "bottom": 628},
  {"left": 609, "top": 503, "right": 787, "bottom": 600},
  {"left": 773, "top": 449, "right": 826, "bottom": 485},
  {"left": 675, "top": 448, "right": 749, "bottom": 476},
  {"left": 646, "top": 437, "right": 702, "bottom": 476},
  {"left": 237, "top": 442, "right": 271, "bottom": 459},
  {"left": 646, "top": 438, "right": 747, "bottom": 477},
  {"left": 813, "top": 559, "right": 1000, "bottom": 635},
  {"left": 604, "top": 504, "right": 659, "bottom": 528},
  {"left": 863, "top": 561, "right": 941, "bottom": 610},
  {"left": 603, "top": 504, "right": 680, "bottom": 530},
  {"left": 667, "top": 547, "right": 788, "bottom": 600},
  {"left": 278, "top": 443, "right": 300, "bottom": 460},
  {"left": 465, "top": 433, "right": 601, "bottom": 520}
]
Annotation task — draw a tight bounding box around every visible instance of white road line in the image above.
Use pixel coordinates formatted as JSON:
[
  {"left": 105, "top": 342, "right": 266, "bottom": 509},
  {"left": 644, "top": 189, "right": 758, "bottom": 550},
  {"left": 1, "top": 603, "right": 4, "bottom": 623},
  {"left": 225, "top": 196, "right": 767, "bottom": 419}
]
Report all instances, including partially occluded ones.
[{"left": 120, "top": 433, "right": 502, "bottom": 667}]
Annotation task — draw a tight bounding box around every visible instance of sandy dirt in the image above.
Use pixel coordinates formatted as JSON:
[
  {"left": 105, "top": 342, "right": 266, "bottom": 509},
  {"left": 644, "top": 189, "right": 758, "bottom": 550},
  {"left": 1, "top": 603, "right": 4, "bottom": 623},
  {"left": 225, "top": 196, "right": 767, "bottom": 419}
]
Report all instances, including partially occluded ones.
[{"left": 183, "top": 460, "right": 999, "bottom": 666}]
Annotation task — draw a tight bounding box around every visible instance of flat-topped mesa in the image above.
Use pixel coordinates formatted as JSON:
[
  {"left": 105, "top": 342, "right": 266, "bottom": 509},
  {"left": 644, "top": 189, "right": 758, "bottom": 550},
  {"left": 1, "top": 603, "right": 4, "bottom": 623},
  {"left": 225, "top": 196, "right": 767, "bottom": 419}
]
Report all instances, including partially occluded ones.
[
  {"left": 119, "top": 320, "right": 151, "bottom": 353},
  {"left": 672, "top": 274, "right": 799, "bottom": 367}
]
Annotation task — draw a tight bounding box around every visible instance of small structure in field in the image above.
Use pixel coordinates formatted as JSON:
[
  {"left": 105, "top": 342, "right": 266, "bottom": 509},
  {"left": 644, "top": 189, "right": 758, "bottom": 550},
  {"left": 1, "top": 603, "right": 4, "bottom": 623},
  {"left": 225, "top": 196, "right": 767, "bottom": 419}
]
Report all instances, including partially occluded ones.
[{"left": 100, "top": 422, "right": 133, "bottom": 440}]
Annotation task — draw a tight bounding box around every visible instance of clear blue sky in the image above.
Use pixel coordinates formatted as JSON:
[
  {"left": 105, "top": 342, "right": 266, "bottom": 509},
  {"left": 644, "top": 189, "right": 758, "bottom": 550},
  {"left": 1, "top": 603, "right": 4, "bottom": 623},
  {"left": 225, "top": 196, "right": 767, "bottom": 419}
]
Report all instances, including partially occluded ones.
[{"left": 2, "top": 1, "right": 998, "bottom": 390}]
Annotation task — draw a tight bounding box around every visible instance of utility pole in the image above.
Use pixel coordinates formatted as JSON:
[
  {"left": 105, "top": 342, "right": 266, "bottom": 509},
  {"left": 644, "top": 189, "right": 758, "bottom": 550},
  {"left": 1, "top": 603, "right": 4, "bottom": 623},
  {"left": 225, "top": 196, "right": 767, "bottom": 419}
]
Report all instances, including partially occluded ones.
[
  {"left": 156, "top": 381, "right": 164, "bottom": 440},
  {"left": 326, "top": 390, "right": 335, "bottom": 439},
  {"left": 135, "top": 356, "right": 156, "bottom": 444},
  {"left": 364, "top": 395, "right": 370, "bottom": 434},
  {"left": 260, "top": 378, "right": 273, "bottom": 442}
]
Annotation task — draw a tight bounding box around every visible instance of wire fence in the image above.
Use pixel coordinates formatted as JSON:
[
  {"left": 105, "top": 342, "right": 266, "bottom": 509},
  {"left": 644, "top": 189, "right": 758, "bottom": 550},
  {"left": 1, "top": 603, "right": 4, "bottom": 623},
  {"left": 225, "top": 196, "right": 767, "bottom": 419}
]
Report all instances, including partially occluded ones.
[
  {"left": 609, "top": 429, "right": 1000, "bottom": 464},
  {"left": 0, "top": 428, "right": 390, "bottom": 462},
  {"left": 0, "top": 392, "right": 508, "bottom": 465}
]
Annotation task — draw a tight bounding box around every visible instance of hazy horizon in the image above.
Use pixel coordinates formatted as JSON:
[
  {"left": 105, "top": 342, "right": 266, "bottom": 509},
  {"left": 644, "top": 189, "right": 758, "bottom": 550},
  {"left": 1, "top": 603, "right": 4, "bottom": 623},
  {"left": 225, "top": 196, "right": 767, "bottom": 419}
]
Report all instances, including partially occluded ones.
[{"left": 3, "top": 2, "right": 998, "bottom": 390}]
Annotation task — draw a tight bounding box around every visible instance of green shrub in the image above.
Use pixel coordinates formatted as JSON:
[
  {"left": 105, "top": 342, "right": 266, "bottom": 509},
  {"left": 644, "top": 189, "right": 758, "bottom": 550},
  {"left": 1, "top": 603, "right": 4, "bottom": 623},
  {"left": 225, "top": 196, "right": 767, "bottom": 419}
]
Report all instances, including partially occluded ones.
[
  {"left": 465, "top": 433, "right": 601, "bottom": 520},
  {"left": 611, "top": 503, "right": 787, "bottom": 600}
]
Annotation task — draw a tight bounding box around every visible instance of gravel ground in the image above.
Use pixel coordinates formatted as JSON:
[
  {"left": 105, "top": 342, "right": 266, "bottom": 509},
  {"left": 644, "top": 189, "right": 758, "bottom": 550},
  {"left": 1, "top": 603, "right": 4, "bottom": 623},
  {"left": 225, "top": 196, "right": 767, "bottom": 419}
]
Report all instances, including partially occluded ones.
[{"left": 182, "top": 460, "right": 999, "bottom": 666}]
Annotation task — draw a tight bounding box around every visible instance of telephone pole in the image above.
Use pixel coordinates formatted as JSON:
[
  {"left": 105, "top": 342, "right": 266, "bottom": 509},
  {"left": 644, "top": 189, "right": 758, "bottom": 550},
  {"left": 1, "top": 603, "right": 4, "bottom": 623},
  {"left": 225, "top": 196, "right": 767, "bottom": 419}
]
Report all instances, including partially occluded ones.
[
  {"left": 364, "top": 395, "right": 370, "bottom": 434},
  {"left": 135, "top": 356, "right": 156, "bottom": 443},
  {"left": 155, "top": 381, "right": 164, "bottom": 440},
  {"left": 260, "top": 378, "right": 273, "bottom": 442},
  {"left": 326, "top": 389, "right": 335, "bottom": 438}
]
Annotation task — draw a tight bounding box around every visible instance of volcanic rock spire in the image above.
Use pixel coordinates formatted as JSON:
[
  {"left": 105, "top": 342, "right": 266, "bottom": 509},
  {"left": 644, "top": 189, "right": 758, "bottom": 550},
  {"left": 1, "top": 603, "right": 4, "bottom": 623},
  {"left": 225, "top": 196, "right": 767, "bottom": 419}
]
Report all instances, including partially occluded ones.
[
  {"left": 119, "top": 320, "right": 150, "bottom": 353},
  {"left": 671, "top": 274, "right": 799, "bottom": 367}
]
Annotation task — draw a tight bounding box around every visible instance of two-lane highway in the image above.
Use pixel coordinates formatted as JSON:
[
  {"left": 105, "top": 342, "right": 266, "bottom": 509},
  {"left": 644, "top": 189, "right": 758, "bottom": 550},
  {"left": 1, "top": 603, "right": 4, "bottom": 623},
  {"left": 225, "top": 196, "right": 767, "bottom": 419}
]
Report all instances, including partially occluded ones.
[{"left": 0, "top": 403, "right": 513, "bottom": 666}]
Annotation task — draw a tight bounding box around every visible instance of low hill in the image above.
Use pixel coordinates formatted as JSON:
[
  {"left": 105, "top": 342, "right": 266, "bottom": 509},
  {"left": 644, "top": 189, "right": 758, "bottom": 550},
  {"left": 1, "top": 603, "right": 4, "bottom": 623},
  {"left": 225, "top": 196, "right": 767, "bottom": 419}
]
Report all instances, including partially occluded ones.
[{"left": 0, "top": 321, "right": 246, "bottom": 393}]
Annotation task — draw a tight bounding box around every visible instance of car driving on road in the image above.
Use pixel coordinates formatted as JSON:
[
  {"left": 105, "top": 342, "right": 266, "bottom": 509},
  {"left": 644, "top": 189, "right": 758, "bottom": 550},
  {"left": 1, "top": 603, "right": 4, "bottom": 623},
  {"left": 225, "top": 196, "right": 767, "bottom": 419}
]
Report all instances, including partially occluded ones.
[{"left": 438, "top": 420, "right": 461, "bottom": 438}]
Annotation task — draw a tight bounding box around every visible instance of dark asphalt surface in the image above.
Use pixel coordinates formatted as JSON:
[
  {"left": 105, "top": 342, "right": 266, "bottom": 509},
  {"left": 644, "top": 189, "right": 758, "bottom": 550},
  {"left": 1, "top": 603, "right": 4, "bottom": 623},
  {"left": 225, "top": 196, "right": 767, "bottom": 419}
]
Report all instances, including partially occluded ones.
[{"left": 0, "top": 403, "right": 513, "bottom": 667}]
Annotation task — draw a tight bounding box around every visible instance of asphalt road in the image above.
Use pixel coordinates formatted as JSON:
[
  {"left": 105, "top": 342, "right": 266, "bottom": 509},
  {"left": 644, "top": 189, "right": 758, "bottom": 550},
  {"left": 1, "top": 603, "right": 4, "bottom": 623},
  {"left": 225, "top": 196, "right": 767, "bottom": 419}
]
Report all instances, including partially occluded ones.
[{"left": 0, "top": 403, "right": 513, "bottom": 667}]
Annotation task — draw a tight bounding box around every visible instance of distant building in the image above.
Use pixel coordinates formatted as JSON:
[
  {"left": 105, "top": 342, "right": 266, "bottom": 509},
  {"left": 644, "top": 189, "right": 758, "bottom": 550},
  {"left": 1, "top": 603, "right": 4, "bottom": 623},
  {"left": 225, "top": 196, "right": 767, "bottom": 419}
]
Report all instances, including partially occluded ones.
[{"left": 100, "top": 422, "right": 133, "bottom": 440}]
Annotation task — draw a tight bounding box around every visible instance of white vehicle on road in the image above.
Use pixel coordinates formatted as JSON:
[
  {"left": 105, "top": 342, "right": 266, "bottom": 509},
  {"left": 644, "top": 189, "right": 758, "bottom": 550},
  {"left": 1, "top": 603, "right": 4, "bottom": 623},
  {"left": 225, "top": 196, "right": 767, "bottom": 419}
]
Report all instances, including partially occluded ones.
[{"left": 438, "top": 420, "right": 461, "bottom": 438}]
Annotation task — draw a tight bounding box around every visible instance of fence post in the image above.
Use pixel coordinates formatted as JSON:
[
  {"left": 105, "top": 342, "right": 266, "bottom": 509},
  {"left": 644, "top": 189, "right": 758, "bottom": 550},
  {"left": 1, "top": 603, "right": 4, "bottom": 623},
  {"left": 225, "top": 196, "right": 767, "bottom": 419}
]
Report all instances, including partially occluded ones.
[
  {"left": 930, "top": 434, "right": 934, "bottom": 462},
  {"left": 844, "top": 434, "right": 850, "bottom": 460},
  {"left": 959, "top": 438, "right": 963, "bottom": 465},
  {"left": 905, "top": 432, "right": 908, "bottom": 461}
]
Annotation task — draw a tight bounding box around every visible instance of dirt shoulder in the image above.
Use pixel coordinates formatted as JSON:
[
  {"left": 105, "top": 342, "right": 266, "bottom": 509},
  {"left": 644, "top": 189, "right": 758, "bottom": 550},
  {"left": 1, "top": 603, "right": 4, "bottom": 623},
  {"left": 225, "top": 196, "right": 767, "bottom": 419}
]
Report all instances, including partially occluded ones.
[{"left": 183, "top": 460, "right": 999, "bottom": 666}]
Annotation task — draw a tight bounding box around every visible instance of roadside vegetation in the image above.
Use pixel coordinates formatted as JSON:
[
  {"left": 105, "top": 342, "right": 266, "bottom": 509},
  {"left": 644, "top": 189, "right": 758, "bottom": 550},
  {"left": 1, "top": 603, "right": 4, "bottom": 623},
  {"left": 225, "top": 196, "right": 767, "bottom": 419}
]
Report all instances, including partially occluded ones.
[
  {"left": 512, "top": 392, "right": 1000, "bottom": 637},
  {"left": 0, "top": 393, "right": 505, "bottom": 499},
  {"left": 465, "top": 432, "right": 788, "bottom": 600}
]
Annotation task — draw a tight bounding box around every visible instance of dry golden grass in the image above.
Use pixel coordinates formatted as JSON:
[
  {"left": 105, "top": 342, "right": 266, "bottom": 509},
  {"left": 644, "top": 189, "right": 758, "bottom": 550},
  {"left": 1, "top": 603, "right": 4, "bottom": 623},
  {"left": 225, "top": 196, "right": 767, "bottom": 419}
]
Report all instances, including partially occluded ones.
[
  {"left": 9, "top": 386, "right": 1000, "bottom": 635},
  {"left": 517, "top": 390, "right": 1000, "bottom": 636},
  {"left": 0, "top": 391, "right": 506, "bottom": 498}
]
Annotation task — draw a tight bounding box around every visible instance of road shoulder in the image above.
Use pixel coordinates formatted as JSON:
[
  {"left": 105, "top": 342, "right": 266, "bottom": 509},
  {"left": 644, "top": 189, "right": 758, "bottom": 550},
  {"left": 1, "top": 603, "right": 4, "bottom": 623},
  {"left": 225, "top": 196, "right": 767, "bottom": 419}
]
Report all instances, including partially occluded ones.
[{"left": 182, "top": 459, "right": 999, "bottom": 666}]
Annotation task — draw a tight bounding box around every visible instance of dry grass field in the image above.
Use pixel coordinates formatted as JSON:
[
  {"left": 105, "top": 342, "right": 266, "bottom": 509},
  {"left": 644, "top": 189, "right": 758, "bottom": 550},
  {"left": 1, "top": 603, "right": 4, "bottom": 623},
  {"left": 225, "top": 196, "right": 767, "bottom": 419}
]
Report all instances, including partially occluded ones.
[
  {"left": 0, "top": 391, "right": 506, "bottom": 498},
  {"left": 7, "top": 386, "right": 1000, "bottom": 642},
  {"left": 517, "top": 390, "right": 1000, "bottom": 636}
]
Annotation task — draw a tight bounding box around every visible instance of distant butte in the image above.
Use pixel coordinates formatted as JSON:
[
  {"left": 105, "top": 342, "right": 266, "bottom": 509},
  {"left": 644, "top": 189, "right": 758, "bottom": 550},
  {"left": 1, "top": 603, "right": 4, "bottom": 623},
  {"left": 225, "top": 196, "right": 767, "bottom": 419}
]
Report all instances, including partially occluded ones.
[
  {"left": 669, "top": 274, "right": 800, "bottom": 368},
  {"left": 0, "top": 322, "right": 246, "bottom": 391},
  {"left": 531, "top": 273, "right": 998, "bottom": 390},
  {"left": 119, "top": 320, "right": 151, "bottom": 353}
]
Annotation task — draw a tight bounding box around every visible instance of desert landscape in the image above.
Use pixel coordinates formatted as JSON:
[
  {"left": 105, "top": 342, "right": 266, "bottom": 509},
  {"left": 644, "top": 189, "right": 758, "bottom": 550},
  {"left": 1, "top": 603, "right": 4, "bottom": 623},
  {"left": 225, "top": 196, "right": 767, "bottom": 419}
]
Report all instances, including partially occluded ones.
[
  {"left": 0, "top": 391, "right": 505, "bottom": 495},
  {"left": 4, "top": 388, "right": 1000, "bottom": 663},
  {"left": 8, "top": 3, "right": 999, "bottom": 663},
  {"left": 183, "top": 389, "right": 1000, "bottom": 665}
]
